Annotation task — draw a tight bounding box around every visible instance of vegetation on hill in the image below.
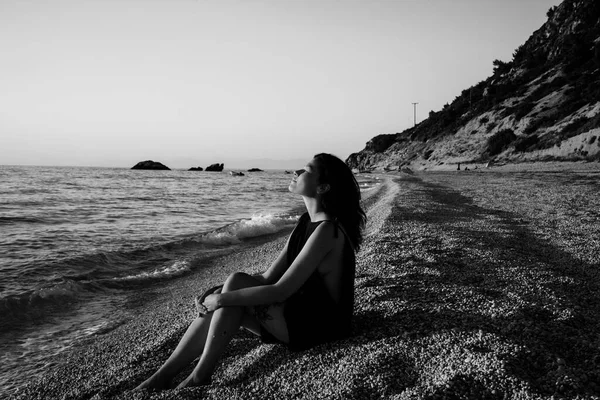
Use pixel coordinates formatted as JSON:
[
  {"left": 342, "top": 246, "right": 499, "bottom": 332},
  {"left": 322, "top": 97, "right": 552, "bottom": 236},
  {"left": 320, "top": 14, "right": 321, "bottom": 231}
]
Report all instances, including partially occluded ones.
[{"left": 347, "top": 0, "right": 600, "bottom": 171}]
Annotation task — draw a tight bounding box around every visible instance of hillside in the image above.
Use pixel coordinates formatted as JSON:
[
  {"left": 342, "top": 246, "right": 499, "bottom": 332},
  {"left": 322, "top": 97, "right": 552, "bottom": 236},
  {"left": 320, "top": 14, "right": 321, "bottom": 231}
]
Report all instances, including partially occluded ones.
[{"left": 347, "top": 0, "right": 600, "bottom": 171}]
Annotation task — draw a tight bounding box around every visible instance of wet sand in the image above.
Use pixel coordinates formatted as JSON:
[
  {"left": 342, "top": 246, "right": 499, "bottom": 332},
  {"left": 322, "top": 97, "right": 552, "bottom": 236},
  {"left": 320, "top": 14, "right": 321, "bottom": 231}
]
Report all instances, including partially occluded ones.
[{"left": 8, "top": 162, "right": 600, "bottom": 399}]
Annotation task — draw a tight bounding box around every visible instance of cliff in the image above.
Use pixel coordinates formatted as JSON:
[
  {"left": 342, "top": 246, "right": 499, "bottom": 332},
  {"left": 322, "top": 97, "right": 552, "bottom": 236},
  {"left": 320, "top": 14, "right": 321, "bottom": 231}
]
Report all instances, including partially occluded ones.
[{"left": 347, "top": 0, "right": 600, "bottom": 171}]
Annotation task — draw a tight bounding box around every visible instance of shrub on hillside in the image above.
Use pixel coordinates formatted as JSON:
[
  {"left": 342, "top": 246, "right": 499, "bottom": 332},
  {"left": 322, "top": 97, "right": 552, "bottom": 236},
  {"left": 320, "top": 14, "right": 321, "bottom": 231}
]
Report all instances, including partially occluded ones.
[
  {"left": 523, "top": 113, "right": 562, "bottom": 136},
  {"left": 561, "top": 117, "right": 589, "bottom": 139},
  {"left": 563, "top": 33, "right": 595, "bottom": 73},
  {"left": 366, "top": 134, "right": 397, "bottom": 153},
  {"left": 493, "top": 59, "right": 512, "bottom": 76},
  {"left": 527, "top": 76, "right": 568, "bottom": 104},
  {"left": 528, "top": 132, "right": 563, "bottom": 151},
  {"left": 486, "top": 129, "right": 517, "bottom": 156},
  {"left": 562, "top": 114, "right": 600, "bottom": 139},
  {"left": 514, "top": 134, "right": 540, "bottom": 152},
  {"left": 513, "top": 100, "right": 537, "bottom": 120}
]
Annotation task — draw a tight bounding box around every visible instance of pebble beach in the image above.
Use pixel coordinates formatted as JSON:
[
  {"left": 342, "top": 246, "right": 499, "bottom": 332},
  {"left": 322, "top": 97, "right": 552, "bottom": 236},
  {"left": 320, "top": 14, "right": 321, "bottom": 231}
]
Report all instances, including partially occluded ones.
[{"left": 8, "top": 162, "right": 600, "bottom": 400}]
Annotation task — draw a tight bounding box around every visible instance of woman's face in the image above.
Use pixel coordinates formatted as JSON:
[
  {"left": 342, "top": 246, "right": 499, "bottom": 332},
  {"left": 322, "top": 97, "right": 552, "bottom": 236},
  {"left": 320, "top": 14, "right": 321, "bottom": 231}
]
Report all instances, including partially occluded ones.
[{"left": 288, "top": 159, "right": 321, "bottom": 197}]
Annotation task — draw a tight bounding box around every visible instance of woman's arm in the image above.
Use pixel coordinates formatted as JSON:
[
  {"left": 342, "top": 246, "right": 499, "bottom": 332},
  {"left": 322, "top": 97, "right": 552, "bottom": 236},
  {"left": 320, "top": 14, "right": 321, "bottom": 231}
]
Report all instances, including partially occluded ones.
[
  {"left": 211, "top": 223, "right": 339, "bottom": 309},
  {"left": 258, "top": 238, "right": 290, "bottom": 284},
  {"left": 258, "top": 215, "right": 307, "bottom": 284}
]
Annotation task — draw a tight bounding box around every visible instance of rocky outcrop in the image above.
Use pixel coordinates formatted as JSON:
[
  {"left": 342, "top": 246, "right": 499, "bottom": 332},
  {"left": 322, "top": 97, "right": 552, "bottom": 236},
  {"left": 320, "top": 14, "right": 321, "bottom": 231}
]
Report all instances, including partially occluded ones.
[
  {"left": 205, "top": 163, "right": 224, "bottom": 172},
  {"left": 247, "top": 168, "right": 263, "bottom": 172},
  {"left": 365, "top": 134, "right": 397, "bottom": 153},
  {"left": 189, "top": 167, "right": 204, "bottom": 171},
  {"left": 347, "top": 0, "right": 600, "bottom": 171},
  {"left": 131, "top": 160, "right": 170, "bottom": 170}
]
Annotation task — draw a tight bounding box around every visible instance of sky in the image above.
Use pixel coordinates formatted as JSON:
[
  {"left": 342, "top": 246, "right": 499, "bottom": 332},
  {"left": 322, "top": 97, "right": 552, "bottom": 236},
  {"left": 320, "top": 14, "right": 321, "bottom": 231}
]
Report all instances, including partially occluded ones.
[{"left": 0, "top": 0, "right": 562, "bottom": 169}]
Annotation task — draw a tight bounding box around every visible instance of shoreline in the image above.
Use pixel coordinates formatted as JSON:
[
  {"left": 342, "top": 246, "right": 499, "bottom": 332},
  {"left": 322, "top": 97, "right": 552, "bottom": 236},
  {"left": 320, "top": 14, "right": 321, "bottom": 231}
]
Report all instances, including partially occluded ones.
[
  {"left": 383, "top": 159, "right": 600, "bottom": 173},
  {"left": 8, "top": 165, "right": 600, "bottom": 399}
]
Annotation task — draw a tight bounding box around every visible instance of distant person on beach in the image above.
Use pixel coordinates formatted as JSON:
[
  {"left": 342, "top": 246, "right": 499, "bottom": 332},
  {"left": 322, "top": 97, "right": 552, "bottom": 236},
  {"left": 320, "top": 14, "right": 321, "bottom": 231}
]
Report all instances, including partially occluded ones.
[{"left": 136, "top": 153, "right": 366, "bottom": 390}]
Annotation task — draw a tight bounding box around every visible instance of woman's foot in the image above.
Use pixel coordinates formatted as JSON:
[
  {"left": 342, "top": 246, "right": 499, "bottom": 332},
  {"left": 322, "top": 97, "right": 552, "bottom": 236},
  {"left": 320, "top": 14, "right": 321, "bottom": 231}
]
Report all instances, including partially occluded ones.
[
  {"left": 135, "top": 373, "right": 171, "bottom": 391},
  {"left": 176, "top": 373, "right": 211, "bottom": 388}
]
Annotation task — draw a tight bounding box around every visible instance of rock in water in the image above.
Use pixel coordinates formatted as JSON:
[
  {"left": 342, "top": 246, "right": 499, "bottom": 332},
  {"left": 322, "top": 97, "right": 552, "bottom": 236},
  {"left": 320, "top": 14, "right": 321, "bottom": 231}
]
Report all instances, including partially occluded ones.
[
  {"left": 205, "top": 163, "right": 224, "bottom": 172},
  {"left": 131, "top": 160, "right": 170, "bottom": 170},
  {"left": 189, "top": 166, "right": 204, "bottom": 171}
]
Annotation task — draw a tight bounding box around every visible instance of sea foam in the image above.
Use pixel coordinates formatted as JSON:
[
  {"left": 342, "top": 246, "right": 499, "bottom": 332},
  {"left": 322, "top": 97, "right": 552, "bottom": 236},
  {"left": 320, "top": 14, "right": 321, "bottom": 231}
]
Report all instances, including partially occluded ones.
[{"left": 198, "top": 213, "right": 299, "bottom": 245}]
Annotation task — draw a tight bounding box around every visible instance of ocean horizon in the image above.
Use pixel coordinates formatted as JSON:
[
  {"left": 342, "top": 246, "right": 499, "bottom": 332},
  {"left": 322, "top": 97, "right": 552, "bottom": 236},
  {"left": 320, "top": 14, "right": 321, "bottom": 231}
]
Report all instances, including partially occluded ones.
[{"left": 0, "top": 156, "right": 320, "bottom": 171}]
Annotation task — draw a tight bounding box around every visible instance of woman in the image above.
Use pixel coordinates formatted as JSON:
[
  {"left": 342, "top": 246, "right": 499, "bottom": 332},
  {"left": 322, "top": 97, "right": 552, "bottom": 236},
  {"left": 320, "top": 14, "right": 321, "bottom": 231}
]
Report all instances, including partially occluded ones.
[{"left": 136, "top": 153, "right": 366, "bottom": 389}]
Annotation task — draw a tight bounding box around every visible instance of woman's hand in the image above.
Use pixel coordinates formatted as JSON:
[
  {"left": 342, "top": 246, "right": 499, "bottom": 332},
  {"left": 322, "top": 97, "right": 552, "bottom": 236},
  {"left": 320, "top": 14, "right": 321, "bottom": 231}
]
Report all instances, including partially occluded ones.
[
  {"left": 203, "top": 293, "right": 221, "bottom": 312},
  {"left": 195, "top": 285, "right": 223, "bottom": 317}
]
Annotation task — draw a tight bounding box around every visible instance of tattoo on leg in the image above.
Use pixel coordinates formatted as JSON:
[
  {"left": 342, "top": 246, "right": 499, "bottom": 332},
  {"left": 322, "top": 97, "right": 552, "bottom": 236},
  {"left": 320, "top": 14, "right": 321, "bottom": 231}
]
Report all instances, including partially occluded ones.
[{"left": 253, "top": 305, "right": 274, "bottom": 323}]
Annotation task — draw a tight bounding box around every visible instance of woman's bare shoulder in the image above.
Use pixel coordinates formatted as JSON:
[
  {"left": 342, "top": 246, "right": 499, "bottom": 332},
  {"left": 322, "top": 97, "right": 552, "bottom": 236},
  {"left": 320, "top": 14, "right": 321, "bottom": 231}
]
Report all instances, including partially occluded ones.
[{"left": 314, "top": 221, "right": 345, "bottom": 247}]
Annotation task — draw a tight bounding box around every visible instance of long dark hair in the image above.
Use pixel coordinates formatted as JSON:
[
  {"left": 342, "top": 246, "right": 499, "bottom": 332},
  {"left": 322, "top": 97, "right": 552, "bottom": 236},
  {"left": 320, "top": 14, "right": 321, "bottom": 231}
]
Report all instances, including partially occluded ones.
[{"left": 313, "top": 153, "right": 366, "bottom": 251}]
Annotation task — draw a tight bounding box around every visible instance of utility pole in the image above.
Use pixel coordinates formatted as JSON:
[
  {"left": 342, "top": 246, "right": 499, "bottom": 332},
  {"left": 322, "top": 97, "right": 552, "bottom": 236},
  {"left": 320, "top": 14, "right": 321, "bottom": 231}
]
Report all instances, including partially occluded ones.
[{"left": 412, "top": 102, "right": 418, "bottom": 126}]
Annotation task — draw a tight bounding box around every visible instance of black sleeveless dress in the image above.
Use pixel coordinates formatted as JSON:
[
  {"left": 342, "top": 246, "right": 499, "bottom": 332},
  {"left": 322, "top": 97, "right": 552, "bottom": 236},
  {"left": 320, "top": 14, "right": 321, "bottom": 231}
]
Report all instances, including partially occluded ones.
[{"left": 261, "top": 212, "right": 355, "bottom": 351}]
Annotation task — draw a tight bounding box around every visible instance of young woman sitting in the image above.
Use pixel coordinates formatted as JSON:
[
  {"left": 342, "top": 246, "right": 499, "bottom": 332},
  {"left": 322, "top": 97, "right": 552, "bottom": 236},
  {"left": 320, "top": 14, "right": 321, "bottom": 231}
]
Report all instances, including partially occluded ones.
[{"left": 136, "top": 153, "right": 366, "bottom": 389}]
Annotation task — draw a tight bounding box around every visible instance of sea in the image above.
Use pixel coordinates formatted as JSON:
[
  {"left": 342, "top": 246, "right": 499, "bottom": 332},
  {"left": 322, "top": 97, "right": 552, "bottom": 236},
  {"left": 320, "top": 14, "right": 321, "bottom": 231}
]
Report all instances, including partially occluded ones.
[{"left": 0, "top": 165, "right": 379, "bottom": 395}]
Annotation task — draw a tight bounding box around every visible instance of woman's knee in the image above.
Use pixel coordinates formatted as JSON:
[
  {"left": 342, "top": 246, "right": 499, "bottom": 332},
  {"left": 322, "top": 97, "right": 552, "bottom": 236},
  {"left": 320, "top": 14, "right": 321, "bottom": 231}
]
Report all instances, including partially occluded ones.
[{"left": 223, "top": 272, "right": 258, "bottom": 291}]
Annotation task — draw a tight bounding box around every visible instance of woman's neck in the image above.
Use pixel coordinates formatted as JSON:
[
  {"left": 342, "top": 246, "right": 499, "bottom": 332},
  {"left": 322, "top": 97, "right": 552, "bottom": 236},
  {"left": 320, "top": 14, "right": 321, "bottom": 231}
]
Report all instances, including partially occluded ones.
[{"left": 302, "top": 196, "right": 330, "bottom": 222}]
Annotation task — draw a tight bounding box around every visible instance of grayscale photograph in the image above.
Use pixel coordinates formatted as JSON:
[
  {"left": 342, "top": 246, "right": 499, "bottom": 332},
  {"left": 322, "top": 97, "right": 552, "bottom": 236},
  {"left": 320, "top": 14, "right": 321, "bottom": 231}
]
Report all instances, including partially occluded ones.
[{"left": 1, "top": 0, "right": 599, "bottom": 398}]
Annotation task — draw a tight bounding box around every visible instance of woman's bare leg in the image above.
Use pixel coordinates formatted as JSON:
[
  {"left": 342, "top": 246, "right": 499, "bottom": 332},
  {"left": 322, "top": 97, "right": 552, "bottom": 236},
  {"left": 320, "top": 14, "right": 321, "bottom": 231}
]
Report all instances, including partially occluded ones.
[
  {"left": 176, "top": 302, "right": 244, "bottom": 387},
  {"left": 176, "top": 272, "right": 264, "bottom": 388},
  {"left": 136, "top": 313, "right": 213, "bottom": 390}
]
